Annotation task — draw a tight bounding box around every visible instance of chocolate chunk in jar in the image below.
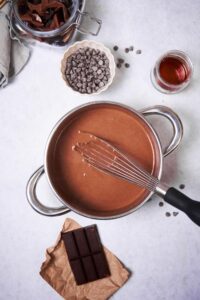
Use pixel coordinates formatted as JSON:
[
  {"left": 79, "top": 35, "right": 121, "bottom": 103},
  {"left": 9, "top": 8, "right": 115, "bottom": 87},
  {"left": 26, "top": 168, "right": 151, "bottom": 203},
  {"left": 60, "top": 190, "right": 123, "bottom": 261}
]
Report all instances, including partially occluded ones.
[
  {"left": 18, "top": 0, "right": 71, "bottom": 31},
  {"left": 28, "top": 0, "right": 41, "bottom": 4}
]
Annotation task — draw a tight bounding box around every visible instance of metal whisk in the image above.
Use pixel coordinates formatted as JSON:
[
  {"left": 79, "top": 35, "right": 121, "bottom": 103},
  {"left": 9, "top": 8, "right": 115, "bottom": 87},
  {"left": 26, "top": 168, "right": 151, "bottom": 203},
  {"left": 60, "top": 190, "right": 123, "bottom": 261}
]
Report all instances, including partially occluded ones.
[
  {"left": 75, "top": 134, "right": 200, "bottom": 227},
  {"left": 75, "top": 137, "right": 160, "bottom": 191}
]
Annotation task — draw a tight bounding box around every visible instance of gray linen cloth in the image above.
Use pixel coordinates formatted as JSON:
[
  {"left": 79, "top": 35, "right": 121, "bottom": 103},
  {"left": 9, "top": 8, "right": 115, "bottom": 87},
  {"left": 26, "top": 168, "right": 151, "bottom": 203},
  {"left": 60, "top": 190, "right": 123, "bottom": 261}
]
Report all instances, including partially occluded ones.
[{"left": 0, "top": 3, "right": 30, "bottom": 88}]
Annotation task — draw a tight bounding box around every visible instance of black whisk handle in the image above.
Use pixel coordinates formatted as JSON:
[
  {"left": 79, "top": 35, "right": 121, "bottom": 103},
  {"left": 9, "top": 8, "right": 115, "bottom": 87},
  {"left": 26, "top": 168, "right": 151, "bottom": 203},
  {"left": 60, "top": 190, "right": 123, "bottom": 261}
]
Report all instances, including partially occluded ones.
[{"left": 164, "top": 187, "right": 200, "bottom": 226}]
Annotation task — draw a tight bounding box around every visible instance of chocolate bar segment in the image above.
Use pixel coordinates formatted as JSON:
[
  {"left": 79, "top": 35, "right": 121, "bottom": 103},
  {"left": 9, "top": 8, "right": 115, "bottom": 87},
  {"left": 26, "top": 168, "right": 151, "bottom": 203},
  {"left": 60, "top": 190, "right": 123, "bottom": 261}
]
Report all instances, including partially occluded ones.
[
  {"left": 62, "top": 231, "right": 79, "bottom": 260},
  {"left": 93, "top": 252, "right": 110, "bottom": 279},
  {"left": 62, "top": 225, "right": 110, "bottom": 285},
  {"left": 73, "top": 229, "right": 90, "bottom": 256},
  {"left": 85, "top": 225, "right": 102, "bottom": 253},
  {"left": 81, "top": 256, "right": 97, "bottom": 282},
  {"left": 70, "top": 259, "right": 87, "bottom": 285}
]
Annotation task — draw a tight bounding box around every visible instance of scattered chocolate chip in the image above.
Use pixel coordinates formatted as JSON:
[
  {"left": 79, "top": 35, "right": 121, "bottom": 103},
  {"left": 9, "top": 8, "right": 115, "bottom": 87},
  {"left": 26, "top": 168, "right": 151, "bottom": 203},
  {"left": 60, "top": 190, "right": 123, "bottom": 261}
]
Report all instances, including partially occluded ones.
[
  {"left": 129, "top": 46, "right": 134, "bottom": 51},
  {"left": 173, "top": 212, "right": 179, "bottom": 217},
  {"left": 124, "top": 63, "right": 130, "bottom": 68},
  {"left": 118, "top": 58, "right": 124, "bottom": 64},
  {"left": 159, "top": 202, "right": 164, "bottom": 207},
  {"left": 117, "top": 63, "right": 122, "bottom": 68},
  {"left": 125, "top": 48, "right": 129, "bottom": 53},
  {"left": 165, "top": 212, "right": 171, "bottom": 217},
  {"left": 113, "top": 45, "right": 118, "bottom": 51},
  {"left": 136, "top": 49, "right": 142, "bottom": 54},
  {"left": 179, "top": 184, "right": 185, "bottom": 190}
]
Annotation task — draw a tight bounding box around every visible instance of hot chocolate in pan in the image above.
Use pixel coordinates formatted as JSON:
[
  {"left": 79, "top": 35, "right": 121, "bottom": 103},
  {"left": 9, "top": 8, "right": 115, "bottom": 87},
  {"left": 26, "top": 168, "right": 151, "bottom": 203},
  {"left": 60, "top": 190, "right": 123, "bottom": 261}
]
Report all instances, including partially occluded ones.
[{"left": 47, "top": 104, "right": 160, "bottom": 217}]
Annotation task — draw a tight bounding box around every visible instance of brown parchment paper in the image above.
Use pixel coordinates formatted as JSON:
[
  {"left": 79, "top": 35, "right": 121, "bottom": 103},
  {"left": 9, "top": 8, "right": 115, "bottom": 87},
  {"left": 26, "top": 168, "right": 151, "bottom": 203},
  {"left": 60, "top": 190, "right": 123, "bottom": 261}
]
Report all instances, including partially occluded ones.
[{"left": 40, "top": 218, "right": 131, "bottom": 300}]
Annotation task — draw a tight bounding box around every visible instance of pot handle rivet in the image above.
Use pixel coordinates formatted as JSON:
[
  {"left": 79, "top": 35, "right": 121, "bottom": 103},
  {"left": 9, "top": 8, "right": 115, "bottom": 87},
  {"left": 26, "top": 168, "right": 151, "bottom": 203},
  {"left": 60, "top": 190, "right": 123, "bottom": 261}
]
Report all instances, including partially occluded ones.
[
  {"left": 26, "top": 166, "right": 71, "bottom": 216},
  {"left": 141, "top": 105, "right": 183, "bottom": 157}
]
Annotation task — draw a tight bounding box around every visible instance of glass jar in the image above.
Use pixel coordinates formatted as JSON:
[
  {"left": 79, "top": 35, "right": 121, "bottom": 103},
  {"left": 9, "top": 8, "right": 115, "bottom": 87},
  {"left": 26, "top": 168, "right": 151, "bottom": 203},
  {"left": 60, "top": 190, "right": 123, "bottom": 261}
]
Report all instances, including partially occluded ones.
[
  {"left": 150, "top": 50, "right": 193, "bottom": 94},
  {"left": 10, "top": 0, "right": 102, "bottom": 46}
]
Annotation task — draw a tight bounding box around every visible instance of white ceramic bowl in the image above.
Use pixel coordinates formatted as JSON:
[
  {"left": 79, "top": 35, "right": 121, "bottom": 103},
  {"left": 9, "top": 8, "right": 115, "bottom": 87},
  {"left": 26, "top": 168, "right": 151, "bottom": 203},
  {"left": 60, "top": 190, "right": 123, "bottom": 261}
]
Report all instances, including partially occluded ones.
[{"left": 61, "top": 40, "right": 116, "bottom": 95}]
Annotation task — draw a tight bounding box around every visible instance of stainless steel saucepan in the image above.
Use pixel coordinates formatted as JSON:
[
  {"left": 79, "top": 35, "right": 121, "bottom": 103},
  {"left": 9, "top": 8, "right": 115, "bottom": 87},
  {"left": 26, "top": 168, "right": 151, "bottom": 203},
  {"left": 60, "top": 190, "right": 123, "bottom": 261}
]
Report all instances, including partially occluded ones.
[{"left": 26, "top": 102, "right": 183, "bottom": 218}]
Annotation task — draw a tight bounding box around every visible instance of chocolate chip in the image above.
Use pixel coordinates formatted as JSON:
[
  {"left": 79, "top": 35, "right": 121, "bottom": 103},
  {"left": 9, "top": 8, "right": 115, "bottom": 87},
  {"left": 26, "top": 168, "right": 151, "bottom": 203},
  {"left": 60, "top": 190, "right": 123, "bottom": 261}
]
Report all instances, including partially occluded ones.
[
  {"left": 125, "top": 48, "right": 129, "bottom": 53},
  {"left": 129, "top": 46, "right": 134, "bottom": 51},
  {"left": 99, "top": 82, "right": 104, "bottom": 87},
  {"left": 179, "top": 184, "right": 185, "bottom": 190},
  {"left": 173, "top": 212, "right": 179, "bottom": 217},
  {"left": 159, "top": 202, "right": 164, "bottom": 207},
  {"left": 125, "top": 63, "right": 130, "bottom": 68},
  {"left": 165, "top": 212, "right": 171, "bottom": 217},
  {"left": 117, "top": 63, "right": 122, "bottom": 68},
  {"left": 118, "top": 58, "right": 124, "bottom": 64},
  {"left": 136, "top": 49, "right": 142, "bottom": 54},
  {"left": 113, "top": 45, "right": 118, "bottom": 51},
  {"left": 92, "top": 66, "right": 98, "bottom": 72}
]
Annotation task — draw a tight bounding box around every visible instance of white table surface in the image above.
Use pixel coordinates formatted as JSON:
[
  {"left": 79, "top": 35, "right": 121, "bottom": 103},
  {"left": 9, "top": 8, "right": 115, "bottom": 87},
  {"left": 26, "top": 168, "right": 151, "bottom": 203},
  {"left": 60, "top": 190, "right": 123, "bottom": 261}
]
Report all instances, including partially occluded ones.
[{"left": 1, "top": 0, "right": 200, "bottom": 299}]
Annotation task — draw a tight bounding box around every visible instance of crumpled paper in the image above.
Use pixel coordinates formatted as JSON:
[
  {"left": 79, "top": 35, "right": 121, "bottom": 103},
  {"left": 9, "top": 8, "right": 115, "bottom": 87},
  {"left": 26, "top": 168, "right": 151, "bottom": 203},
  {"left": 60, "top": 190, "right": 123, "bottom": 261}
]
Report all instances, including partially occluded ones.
[{"left": 40, "top": 218, "right": 131, "bottom": 300}]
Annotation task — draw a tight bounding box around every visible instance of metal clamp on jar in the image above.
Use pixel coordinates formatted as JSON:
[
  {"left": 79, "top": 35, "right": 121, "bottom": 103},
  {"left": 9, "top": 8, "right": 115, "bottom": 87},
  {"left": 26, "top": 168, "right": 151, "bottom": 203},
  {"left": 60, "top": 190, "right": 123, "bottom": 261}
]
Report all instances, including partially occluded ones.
[{"left": 10, "top": 0, "right": 102, "bottom": 46}]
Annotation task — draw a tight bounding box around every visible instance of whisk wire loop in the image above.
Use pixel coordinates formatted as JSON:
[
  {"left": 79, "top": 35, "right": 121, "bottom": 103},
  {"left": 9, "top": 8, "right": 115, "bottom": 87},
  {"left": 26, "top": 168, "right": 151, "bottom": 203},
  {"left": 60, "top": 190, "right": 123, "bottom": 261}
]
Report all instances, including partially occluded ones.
[{"left": 75, "top": 136, "right": 159, "bottom": 192}]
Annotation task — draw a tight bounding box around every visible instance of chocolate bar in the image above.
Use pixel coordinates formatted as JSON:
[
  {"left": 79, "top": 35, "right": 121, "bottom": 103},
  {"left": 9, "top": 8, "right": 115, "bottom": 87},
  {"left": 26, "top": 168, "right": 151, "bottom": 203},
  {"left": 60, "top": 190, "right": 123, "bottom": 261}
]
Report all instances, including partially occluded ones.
[{"left": 62, "top": 225, "right": 110, "bottom": 285}]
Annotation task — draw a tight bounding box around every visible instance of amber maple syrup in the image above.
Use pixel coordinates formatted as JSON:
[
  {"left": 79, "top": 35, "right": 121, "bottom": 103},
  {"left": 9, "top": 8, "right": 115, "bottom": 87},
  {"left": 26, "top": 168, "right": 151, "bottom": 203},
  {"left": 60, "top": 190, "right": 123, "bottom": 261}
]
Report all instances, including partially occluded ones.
[
  {"left": 159, "top": 56, "right": 189, "bottom": 85},
  {"left": 151, "top": 50, "right": 193, "bottom": 94}
]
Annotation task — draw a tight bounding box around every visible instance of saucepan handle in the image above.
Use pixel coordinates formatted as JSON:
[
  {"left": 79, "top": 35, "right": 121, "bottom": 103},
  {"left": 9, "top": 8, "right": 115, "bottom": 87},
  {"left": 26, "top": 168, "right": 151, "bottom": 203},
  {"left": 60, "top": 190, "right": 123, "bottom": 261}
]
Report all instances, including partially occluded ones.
[
  {"left": 164, "top": 188, "right": 200, "bottom": 226},
  {"left": 141, "top": 105, "right": 183, "bottom": 157},
  {"left": 26, "top": 166, "right": 71, "bottom": 216}
]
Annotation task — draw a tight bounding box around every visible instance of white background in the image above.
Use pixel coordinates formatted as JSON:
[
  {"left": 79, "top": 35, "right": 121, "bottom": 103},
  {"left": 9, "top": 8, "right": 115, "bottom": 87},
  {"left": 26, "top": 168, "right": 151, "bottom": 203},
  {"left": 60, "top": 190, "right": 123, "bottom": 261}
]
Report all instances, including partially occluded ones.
[{"left": 1, "top": 0, "right": 200, "bottom": 299}]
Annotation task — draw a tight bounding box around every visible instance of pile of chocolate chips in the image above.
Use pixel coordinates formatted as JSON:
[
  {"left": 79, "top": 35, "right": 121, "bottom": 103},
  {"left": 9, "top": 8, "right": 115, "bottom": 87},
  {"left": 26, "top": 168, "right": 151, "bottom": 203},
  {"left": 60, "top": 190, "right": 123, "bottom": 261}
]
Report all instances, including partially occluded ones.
[
  {"left": 65, "top": 47, "right": 111, "bottom": 94},
  {"left": 18, "top": 0, "right": 71, "bottom": 31}
]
